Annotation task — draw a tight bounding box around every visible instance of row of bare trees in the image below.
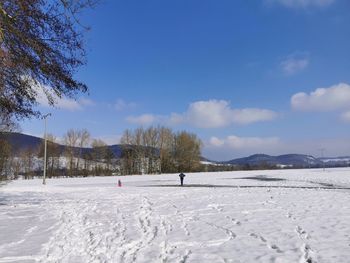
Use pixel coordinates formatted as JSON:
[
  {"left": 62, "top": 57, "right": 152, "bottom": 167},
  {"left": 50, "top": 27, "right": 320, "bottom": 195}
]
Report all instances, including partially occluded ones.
[
  {"left": 0, "top": 127, "right": 117, "bottom": 180},
  {"left": 1, "top": 124, "right": 203, "bottom": 180},
  {"left": 0, "top": 113, "right": 20, "bottom": 180},
  {"left": 44, "top": 129, "right": 116, "bottom": 177},
  {"left": 0, "top": 142, "right": 40, "bottom": 181},
  {"left": 120, "top": 126, "right": 203, "bottom": 175},
  {"left": 0, "top": 138, "right": 12, "bottom": 180}
]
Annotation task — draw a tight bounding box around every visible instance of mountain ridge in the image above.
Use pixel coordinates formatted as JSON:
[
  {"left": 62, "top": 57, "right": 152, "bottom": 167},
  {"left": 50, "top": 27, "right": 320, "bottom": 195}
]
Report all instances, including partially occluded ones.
[
  {"left": 1, "top": 132, "right": 349, "bottom": 167},
  {"left": 0, "top": 132, "right": 123, "bottom": 158}
]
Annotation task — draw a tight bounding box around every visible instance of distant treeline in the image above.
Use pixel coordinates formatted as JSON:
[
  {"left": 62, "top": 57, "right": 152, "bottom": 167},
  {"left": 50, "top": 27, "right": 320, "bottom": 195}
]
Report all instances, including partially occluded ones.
[
  {"left": 0, "top": 129, "right": 118, "bottom": 180},
  {"left": 204, "top": 162, "right": 349, "bottom": 172},
  {"left": 0, "top": 126, "right": 203, "bottom": 180},
  {"left": 1, "top": 125, "right": 348, "bottom": 181},
  {"left": 120, "top": 126, "right": 202, "bottom": 175}
]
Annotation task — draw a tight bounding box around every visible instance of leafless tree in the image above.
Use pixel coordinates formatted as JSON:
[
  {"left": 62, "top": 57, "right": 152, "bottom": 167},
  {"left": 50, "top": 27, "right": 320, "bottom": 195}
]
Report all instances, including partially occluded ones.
[
  {"left": 76, "top": 129, "right": 90, "bottom": 171},
  {"left": 0, "top": 0, "right": 98, "bottom": 120},
  {"left": 120, "top": 126, "right": 202, "bottom": 175},
  {"left": 91, "top": 138, "right": 109, "bottom": 176},
  {"left": 158, "top": 126, "right": 175, "bottom": 173},
  {"left": 39, "top": 134, "right": 61, "bottom": 177},
  {"left": 20, "top": 147, "right": 38, "bottom": 179},
  {"left": 63, "top": 129, "right": 79, "bottom": 176},
  {"left": 173, "top": 131, "right": 202, "bottom": 172},
  {"left": 0, "top": 139, "right": 12, "bottom": 180},
  {"left": 0, "top": 112, "right": 19, "bottom": 132}
]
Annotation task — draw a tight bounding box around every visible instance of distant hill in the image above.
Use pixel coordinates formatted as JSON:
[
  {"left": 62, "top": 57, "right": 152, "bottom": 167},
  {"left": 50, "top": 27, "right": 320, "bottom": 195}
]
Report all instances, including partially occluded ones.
[
  {"left": 0, "top": 132, "right": 45, "bottom": 154},
  {"left": 319, "top": 156, "right": 350, "bottom": 166},
  {"left": 0, "top": 132, "right": 124, "bottom": 158},
  {"left": 222, "top": 153, "right": 350, "bottom": 168},
  {"left": 223, "top": 154, "right": 321, "bottom": 167},
  {"left": 1, "top": 133, "right": 349, "bottom": 168}
]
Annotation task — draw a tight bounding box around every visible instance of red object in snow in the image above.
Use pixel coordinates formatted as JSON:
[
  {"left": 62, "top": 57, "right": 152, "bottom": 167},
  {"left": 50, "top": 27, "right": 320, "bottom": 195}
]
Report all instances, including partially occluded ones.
[{"left": 118, "top": 179, "right": 122, "bottom": 187}]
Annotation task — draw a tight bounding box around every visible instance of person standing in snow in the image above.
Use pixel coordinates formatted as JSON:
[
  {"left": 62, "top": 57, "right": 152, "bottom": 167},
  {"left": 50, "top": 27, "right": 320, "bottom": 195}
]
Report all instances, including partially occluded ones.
[
  {"left": 179, "top": 173, "right": 186, "bottom": 186},
  {"left": 118, "top": 179, "right": 122, "bottom": 187}
]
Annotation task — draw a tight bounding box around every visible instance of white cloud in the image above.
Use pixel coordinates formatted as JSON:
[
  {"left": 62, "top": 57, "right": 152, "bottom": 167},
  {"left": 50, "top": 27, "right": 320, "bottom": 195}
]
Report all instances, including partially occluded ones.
[
  {"left": 125, "top": 100, "right": 278, "bottom": 128},
  {"left": 209, "top": 135, "right": 280, "bottom": 150},
  {"left": 97, "top": 134, "right": 122, "bottom": 145},
  {"left": 291, "top": 83, "right": 350, "bottom": 111},
  {"left": 185, "top": 100, "right": 234, "bottom": 128},
  {"left": 114, "top": 99, "right": 137, "bottom": 111},
  {"left": 126, "top": 114, "right": 159, "bottom": 126},
  {"left": 231, "top": 108, "right": 279, "bottom": 125},
  {"left": 280, "top": 53, "right": 309, "bottom": 75},
  {"left": 205, "top": 134, "right": 281, "bottom": 160},
  {"left": 34, "top": 82, "right": 93, "bottom": 111},
  {"left": 209, "top": 137, "right": 225, "bottom": 147},
  {"left": 340, "top": 111, "right": 350, "bottom": 123},
  {"left": 204, "top": 135, "right": 350, "bottom": 161},
  {"left": 168, "top": 113, "right": 184, "bottom": 125},
  {"left": 265, "top": 0, "right": 335, "bottom": 8},
  {"left": 79, "top": 98, "right": 95, "bottom": 107},
  {"left": 179, "top": 100, "right": 277, "bottom": 128}
]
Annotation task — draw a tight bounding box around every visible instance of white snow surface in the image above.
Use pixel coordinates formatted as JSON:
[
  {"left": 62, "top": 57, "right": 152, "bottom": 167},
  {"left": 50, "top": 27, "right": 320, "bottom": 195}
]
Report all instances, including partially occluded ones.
[
  {"left": 1, "top": 168, "right": 350, "bottom": 263},
  {"left": 322, "top": 157, "right": 350, "bottom": 163}
]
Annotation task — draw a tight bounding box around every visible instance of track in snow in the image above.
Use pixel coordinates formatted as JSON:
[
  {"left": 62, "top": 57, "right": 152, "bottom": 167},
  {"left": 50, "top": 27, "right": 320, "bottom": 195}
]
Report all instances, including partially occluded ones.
[{"left": 1, "top": 168, "right": 350, "bottom": 262}]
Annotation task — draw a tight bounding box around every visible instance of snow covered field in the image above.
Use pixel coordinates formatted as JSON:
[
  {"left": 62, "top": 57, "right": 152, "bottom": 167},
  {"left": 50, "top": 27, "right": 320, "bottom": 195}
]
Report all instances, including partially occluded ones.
[{"left": 1, "top": 168, "right": 350, "bottom": 263}]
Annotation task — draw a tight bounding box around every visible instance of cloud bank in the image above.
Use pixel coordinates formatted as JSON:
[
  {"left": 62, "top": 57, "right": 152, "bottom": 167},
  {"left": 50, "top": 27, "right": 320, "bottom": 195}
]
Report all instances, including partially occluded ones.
[
  {"left": 291, "top": 83, "right": 350, "bottom": 111},
  {"left": 209, "top": 135, "right": 280, "bottom": 149},
  {"left": 203, "top": 135, "right": 350, "bottom": 161},
  {"left": 280, "top": 53, "right": 309, "bottom": 76},
  {"left": 34, "top": 83, "right": 94, "bottom": 111},
  {"left": 126, "top": 114, "right": 159, "bottom": 126},
  {"left": 114, "top": 99, "right": 137, "bottom": 111},
  {"left": 126, "top": 100, "right": 278, "bottom": 128}
]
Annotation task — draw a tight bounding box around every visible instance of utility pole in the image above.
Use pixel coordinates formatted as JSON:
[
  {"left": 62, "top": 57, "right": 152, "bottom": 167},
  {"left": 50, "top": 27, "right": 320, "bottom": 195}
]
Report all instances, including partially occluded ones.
[
  {"left": 319, "top": 148, "right": 325, "bottom": 171},
  {"left": 42, "top": 113, "right": 51, "bottom": 185}
]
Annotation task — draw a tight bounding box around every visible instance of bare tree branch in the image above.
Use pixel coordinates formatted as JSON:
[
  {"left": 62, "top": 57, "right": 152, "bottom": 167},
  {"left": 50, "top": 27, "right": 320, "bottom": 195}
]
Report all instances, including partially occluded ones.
[{"left": 0, "top": 0, "right": 97, "bottom": 120}]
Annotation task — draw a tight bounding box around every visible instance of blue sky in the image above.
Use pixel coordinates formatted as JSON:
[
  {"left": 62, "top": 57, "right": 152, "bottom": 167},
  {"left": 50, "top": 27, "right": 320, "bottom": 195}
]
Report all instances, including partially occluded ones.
[{"left": 22, "top": 0, "right": 350, "bottom": 160}]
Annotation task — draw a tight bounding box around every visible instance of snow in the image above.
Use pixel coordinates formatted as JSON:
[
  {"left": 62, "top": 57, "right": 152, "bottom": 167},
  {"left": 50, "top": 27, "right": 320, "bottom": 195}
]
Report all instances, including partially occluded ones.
[
  {"left": 1, "top": 168, "right": 350, "bottom": 263},
  {"left": 200, "top": 161, "right": 216, "bottom": 165},
  {"left": 276, "top": 164, "right": 293, "bottom": 168},
  {"left": 306, "top": 156, "right": 316, "bottom": 160},
  {"left": 322, "top": 157, "right": 350, "bottom": 163},
  {"left": 200, "top": 161, "right": 223, "bottom": 166}
]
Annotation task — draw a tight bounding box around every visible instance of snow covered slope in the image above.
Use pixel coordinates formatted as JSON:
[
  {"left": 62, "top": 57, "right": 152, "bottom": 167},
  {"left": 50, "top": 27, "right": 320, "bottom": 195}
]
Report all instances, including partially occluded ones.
[
  {"left": 224, "top": 154, "right": 322, "bottom": 167},
  {"left": 1, "top": 168, "right": 350, "bottom": 262},
  {"left": 320, "top": 156, "right": 350, "bottom": 166}
]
